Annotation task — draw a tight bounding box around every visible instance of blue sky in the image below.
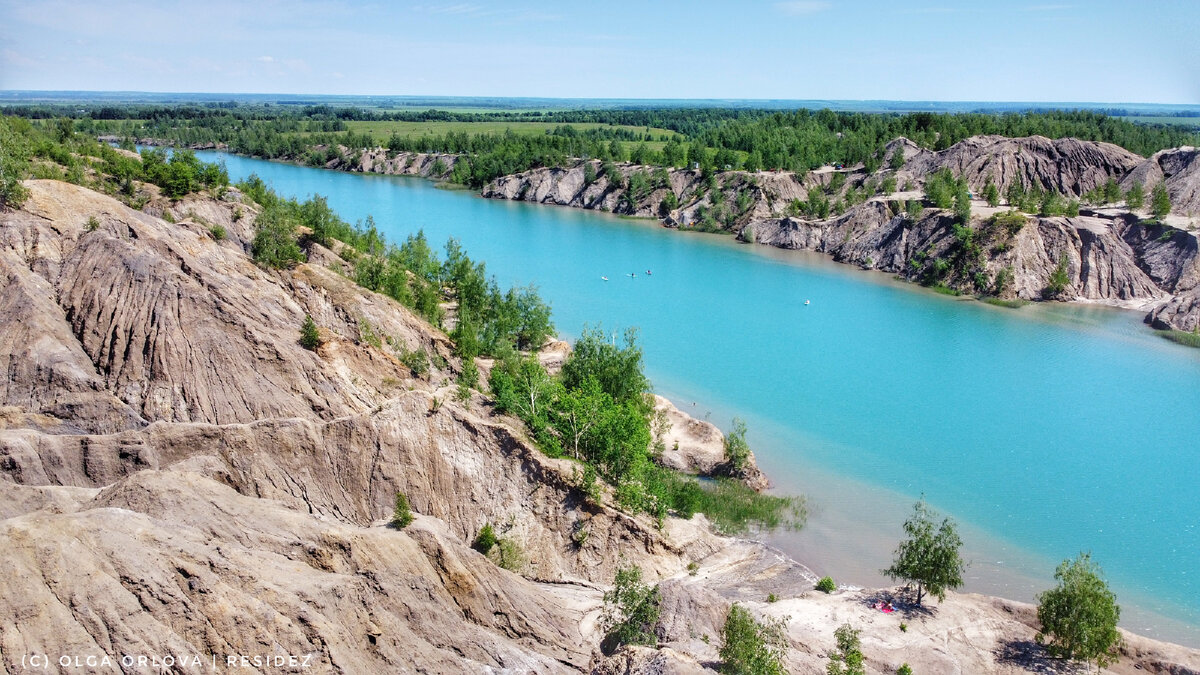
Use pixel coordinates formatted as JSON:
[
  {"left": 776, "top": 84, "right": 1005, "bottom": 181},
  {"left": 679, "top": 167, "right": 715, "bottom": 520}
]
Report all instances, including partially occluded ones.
[{"left": 1, "top": 0, "right": 1197, "bottom": 103}]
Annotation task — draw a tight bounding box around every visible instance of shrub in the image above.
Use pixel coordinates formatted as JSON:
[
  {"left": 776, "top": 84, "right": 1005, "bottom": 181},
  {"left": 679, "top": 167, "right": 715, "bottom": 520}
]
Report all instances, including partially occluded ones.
[
  {"left": 472, "top": 523, "right": 498, "bottom": 554},
  {"left": 0, "top": 118, "right": 32, "bottom": 210},
  {"left": 767, "top": 593, "right": 778, "bottom": 603},
  {"left": 827, "top": 623, "right": 865, "bottom": 675},
  {"left": 209, "top": 224, "right": 226, "bottom": 240},
  {"left": 1045, "top": 254, "right": 1070, "bottom": 298},
  {"left": 1125, "top": 181, "right": 1144, "bottom": 210},
  {"left": 86, "top": 216, "right": 100, "bottom": 231},
  {"left": 1036, "top": 553, "right": 1122, "bottom": 669},
  {"left": 489, "top": 536, "right": 525, "bottom": 571},
  {"left": 719, "top": 604, "right": 787, "bottom": 675},
  {"left": 601, "top": 565, "right": 661, "bottom": 650},
  {"left": 723, "top": 417, "right": 751, "bottom": 473},
  {"left": 399, "top": 347, "right": 430, "bottom": 377},
  {"left": 816, "top": 576, "right": 836, "bottom": 593},
  {"left": 897, "top": 665, "right": 913, "bottom": 675},
  {"left": 391, "top": 491, "right": 414, "bottom": 529},
  {"left": 252, "top": 206, "right": 305, "bottom": 268},
  {"left": 299, "top": 315, "right": 321, "bottom": 351},
  {"left": 1151, "top": 182, "right": 1172, "bottom": 219},
  {"left": 687, "top": 561, "right": 700, "bottom": 576},
  {"left": 571, "top": 521, "right": 590, "bottom": 548}
]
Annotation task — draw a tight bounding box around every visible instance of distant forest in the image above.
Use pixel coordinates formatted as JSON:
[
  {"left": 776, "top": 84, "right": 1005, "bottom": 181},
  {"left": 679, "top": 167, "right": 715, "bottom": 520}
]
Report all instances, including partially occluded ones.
[{"left": 5, "top": 102, "right": 1198, "bottom": 188}]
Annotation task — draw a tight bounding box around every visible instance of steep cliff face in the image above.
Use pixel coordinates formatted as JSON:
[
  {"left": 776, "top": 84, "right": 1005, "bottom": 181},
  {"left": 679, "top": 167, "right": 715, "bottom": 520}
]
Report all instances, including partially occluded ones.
[
  {"left": 0, "top": 180, "right": 718, "bottom": 672},
  {"left": 1123, "top": 146, "right": 1200, "bottom": 216},
  {"left": 481, "top": 136, "right": 1200, "bottom": 334},
  {"left": 3, "top": 181, "right": 1198, "bottom": 673},
  {"left": 747, "top": 201, "right": 1183, "bottom": 306},
  {"left": 903, "top": 135, "right": 1144, "bottom": 196}
]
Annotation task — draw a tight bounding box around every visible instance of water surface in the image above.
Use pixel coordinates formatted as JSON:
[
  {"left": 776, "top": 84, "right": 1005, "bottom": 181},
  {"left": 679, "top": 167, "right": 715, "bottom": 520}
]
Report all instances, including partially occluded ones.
[{"left": 199, "top": 151, "right": 1200, "bottom": 646}]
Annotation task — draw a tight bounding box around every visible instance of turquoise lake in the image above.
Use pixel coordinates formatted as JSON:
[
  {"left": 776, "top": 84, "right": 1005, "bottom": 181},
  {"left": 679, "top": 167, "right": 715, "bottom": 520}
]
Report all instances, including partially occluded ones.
[{"left": 197, "top": 151, "right": 1200, "bottom": 646}]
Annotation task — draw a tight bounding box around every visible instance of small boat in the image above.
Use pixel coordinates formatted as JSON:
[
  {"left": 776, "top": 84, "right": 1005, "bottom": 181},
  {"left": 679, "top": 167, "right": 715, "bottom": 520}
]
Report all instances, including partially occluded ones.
[
  {"left": 628, "top": 272, "right": 636, "bottom": 278},
  {"left": 804, "top": 299, "right": 811, "bottom": 305},
  {"left": 646, "top": 269, "right": 652, "bottom": 275},
  {"left": 601, "top": 276, "right": 609, "bottom": 281}
]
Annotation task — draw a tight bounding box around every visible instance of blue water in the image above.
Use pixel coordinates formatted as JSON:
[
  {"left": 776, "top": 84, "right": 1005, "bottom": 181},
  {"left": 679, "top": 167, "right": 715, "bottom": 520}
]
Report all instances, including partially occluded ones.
[{"left": 198, "top": 151, "right": 1200, "bottom": 645}]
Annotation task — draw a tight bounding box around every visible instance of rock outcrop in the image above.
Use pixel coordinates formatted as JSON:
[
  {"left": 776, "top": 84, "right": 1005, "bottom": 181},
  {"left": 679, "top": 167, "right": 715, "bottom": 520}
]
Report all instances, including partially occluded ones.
[
  {"left": 902, "top": 134, "right": 1144, "bottom": 196},
  {"left": 1123, "top": 146, "right": 1200, "bottom": 217},
  {"left": 2, "top": 179, "right": 1197, "bottom": 673},
  {"left": 480, "top": 135, "right": 1200, "bottom": 334}
]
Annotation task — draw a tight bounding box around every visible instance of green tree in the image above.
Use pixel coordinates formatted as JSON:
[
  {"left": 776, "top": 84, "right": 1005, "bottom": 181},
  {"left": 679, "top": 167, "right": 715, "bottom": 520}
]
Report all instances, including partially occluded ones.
[
  {"left": 560, "top": 326, "right": 649, "bottom": 408},
  {"left": 983, "top": 177, "right": 1000, "bottom": 207},
  {"left": 743, "top": 150, "right": 763, "bottom": 173},
  {"left": 954, "top": 188, "right": 971, "bottom": 223},
  {"left": 882, "top": 498, "right": 966, "bottom": 606},
  {"left": 1124, "top": 181, "right": 1144, "bottom": 210},
  {"left": 662, "top": 138, "right": 683, "bottom": 167},
  {"left": 889, "top": 146, "right": 905, "bottom": 170},
  {"left": 1102, "top": 178, "right": 1122, "bottom": 204},
  {"left": 252, "top": 206, "right": 305, "bottom": 268},
  {"left": 723, "top": 417, "right": 751, "bottom": 474},
  {"left": 1035, "top": 553, "right": 1122, "bottom": 670},
  {"left": 1151, "top": 182, "right": 1171, "bottom": 219},
  {"left": 719, "top": 604, "right": 788, "bottom": 675},
  {"left": 0, "top": 117, "right": 32, "bottom": 209},
  {"left": 552, "top": 375, "right": 609, "bottom": 459},
  {"left": 473, "top": 523, "right": 498, "bottom": 553},
  {"left": 826, "top": 624, "right": 865, "bottom": 675},
  {"left": 601, "top": 565, "right": 661, "bottom": 649},
  {"left": 1045, "top": 254, "right": 1071, "bottom": 298},
  {"left": 299, "top": 315, "right": 321, "bottom": 351},
  {"left": 391, "top": 491, "right": 414, "bottom": 529}
]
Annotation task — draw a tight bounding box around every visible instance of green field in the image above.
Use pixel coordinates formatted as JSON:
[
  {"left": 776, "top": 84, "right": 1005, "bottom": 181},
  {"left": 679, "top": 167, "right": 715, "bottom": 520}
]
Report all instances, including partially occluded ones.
[
  {"left": 339, "top": 120, "right": 679, "bottom": 140},
  {"left": 1116, "top": 115, "right": 1200, "bottom": 128}
]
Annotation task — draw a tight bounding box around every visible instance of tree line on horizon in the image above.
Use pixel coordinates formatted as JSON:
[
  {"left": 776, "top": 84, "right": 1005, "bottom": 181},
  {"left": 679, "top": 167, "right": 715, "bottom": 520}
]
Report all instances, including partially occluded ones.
[{"left": 5, "top": 103, "right": 1197, "bottom": 190}]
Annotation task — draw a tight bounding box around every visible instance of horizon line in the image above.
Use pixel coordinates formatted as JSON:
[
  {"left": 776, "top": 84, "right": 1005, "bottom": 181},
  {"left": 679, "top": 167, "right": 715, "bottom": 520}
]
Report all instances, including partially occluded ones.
[{"left": 2, "top": 89, "right": 1199, "bottom": 109}]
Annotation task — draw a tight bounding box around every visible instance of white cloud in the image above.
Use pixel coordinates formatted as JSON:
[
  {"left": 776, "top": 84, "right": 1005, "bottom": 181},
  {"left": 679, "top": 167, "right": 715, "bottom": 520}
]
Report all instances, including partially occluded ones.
[{"left": 775, "top": 1, "right": 831, "bottom": 16}]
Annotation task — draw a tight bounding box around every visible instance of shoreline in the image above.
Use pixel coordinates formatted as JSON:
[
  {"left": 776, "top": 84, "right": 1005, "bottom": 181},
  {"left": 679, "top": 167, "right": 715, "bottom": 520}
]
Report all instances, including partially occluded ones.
[
  {"left": 189, "top": 147, "right": 1200, "bottom": 652},
  {"left": 657, "top": 388, "right": 1200, "bottom": 650},
  {"left": 159, "top": 140, "right": 1199, "bottom": 347}
]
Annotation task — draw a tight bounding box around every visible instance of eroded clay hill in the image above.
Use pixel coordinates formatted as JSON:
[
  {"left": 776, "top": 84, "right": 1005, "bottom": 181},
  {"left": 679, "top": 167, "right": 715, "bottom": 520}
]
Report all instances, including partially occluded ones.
[
  {"left": 1, "top": 180, "right": 1198, "bottom": 673},
  {"left": 481, "top": 136, "right": 1200, "bottom": 334}
]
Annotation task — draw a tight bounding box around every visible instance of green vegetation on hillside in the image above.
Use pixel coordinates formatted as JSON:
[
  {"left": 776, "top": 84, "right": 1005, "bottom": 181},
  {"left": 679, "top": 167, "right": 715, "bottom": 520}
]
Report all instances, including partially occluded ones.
[
  {"left": 719, "top": 604, "right": 787, "bottom": 674},
  {"left": 0, "top": 115, "right": 228, "bottom": 210},
  {"left": 7, "top": 103, "right": 1197, "bottom": 194},
  {"left": 490, "top": 326, "right": 803, "bottom": 530}
]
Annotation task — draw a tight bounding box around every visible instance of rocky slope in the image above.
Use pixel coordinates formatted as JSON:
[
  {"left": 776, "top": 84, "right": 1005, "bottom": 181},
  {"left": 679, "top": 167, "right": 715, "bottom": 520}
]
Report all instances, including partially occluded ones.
[
  {"left": 1123, "top": 146, "right": 1200, "bottom": 217},
  {"left": 2, "top": 180, "right": 1198, "bottom": 673},
  {"left": 480, "top": 136, "right": 1200, "bottom": 335}
]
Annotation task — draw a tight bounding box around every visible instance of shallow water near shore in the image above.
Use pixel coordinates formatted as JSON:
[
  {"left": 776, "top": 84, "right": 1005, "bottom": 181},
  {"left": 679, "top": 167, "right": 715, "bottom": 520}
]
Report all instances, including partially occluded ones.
[{"left": 198, "top": 151, "right": 1200, "bottom": 647}]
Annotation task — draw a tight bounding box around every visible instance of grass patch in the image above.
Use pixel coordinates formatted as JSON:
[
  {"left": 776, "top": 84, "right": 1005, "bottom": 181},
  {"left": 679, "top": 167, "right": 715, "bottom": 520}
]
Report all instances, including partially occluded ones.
[
  {"left": 982, "top": 296, "right": 1028, "bottom": 308},
  {"left": 694, "top": 479, "right": 805, "bottom": 535},
  {"left": 1160, "top": 329, "right": 1200, "bottom": 348},
  {"left": 930, "top": 283, "right": 961, "bottom": 296}
]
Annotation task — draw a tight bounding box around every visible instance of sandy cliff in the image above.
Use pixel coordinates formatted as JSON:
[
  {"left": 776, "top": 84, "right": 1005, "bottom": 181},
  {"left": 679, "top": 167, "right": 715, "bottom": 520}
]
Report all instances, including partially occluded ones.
[
  {"left": 1, "top": 180, "right": 1197, "bottom": 673},
  {"left": 481, "top": 136, "right": 1200, "bottom": 334}
]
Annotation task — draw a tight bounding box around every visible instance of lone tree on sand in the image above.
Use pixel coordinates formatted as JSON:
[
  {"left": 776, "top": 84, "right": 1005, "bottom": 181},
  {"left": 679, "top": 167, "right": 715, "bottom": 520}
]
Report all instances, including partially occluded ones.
[
  {"left": 1151, "top": 182, "right": 1172, "bottom": 220},
  {"left": 1036, "top": 552, "right": 1122, "bottom": 670},
  {"left": 882, "top": 498, "right": 966, "bottom": 606}
]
